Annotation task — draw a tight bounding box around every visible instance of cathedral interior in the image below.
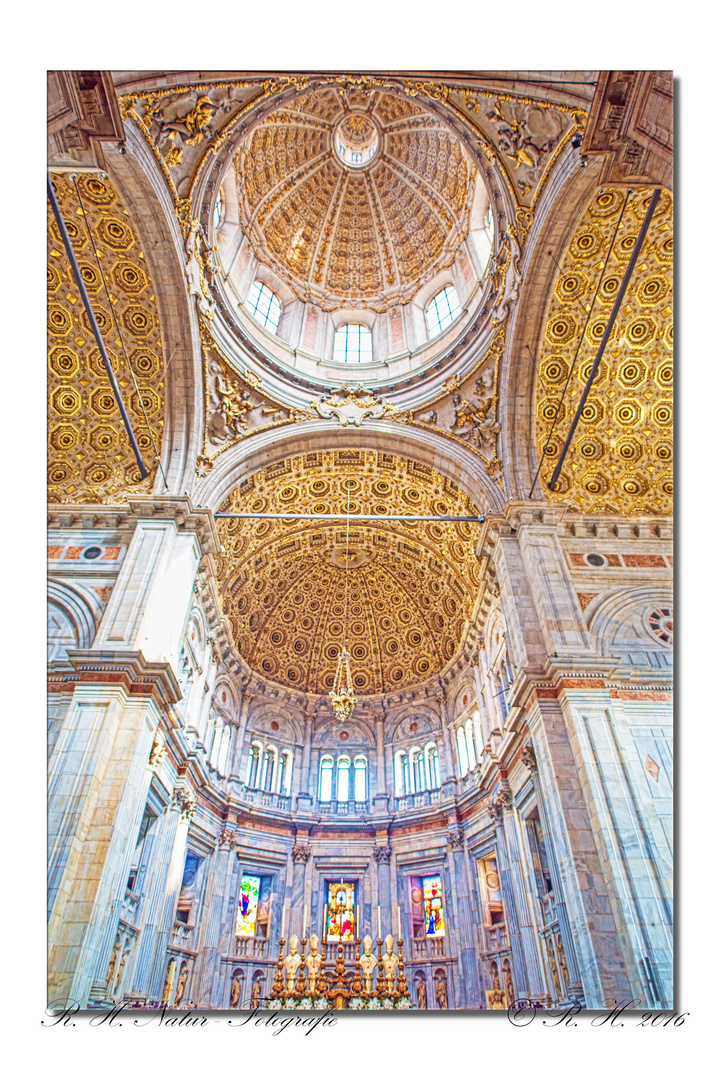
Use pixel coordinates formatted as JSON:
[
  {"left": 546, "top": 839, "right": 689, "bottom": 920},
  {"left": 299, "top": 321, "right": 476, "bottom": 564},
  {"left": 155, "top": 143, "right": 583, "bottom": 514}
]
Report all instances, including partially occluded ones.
[{"left": 46, "top": 69, "right": 673, "bottom": 1012}]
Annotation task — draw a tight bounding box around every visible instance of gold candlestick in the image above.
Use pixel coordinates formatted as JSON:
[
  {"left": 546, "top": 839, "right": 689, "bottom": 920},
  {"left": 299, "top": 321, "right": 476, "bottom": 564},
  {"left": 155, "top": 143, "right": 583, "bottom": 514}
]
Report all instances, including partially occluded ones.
[
  {"left": 396, "top": 938, "right": 409, "bottom": 1000},
  {"left": 351, "top": 936, "right": 362, "bottom": 996},
  {"left": 271, "top": 938, "right": 285, "bottom": 998},
  {"left": 375, "top": 938, "right": 386, "bottom": 999},
  {"left": 295, "top": 938, "right": 307, "bottom": 996}
]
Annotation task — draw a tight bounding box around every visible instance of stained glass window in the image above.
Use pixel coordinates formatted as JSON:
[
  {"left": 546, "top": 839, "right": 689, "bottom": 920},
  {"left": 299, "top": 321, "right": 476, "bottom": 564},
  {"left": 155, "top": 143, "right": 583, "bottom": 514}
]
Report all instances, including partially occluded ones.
[
  {"left": 422, "top": 874, "right": 445, "bottom": 937},
  {"left": 236, "top": 874, "right": 261, "bottom": 937},
  {"left": 425, "top": 285, "right": 461, "bottom": 339},
  {"left": 326, "top": 881, "right": 355, "bottom": 940},
  {"left": 247, "top": 280, "right": 282, "bottom": 334}
]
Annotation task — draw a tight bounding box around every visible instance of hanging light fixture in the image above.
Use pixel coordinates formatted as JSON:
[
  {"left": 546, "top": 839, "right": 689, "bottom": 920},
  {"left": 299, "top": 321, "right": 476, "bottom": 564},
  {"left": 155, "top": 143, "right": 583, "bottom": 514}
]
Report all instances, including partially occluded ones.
[{"left": 329, "top": 471, "right": 356, "bottom": 722}]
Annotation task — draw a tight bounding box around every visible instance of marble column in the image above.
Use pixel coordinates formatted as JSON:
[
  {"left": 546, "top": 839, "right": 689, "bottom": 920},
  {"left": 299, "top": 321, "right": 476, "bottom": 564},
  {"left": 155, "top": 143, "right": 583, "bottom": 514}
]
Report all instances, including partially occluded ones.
[
  {"left": 472, "top": 663, "right": 492, "bottom": 751},
  {"left": 490, "top": 797, "right": 531, "bottom": 1000},
  {"left": 296, "top": 708, "right": 314, "bottom": 811},
  {"left": 194, "top": 834, "right": 239, "bottom": 1008},
  {"left": 446, "top": 827, "right": 481, "bottom": 1007},
  {"left": 438, "top": 694, "right": 456, "bottom": 791},
  {"left": 372, "top": 708, "right": 389, "bottom": 812},
  {"left": 501, "top": 801, "right": 547, "bottom": 1002},
  {"left": 522, "top": 744, "right": 585, "bottom": 1003}
]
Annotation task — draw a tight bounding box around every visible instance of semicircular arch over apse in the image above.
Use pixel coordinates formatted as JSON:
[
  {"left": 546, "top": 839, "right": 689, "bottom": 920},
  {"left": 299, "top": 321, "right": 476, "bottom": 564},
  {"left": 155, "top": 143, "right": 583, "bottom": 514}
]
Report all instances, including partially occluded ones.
[{"left": 215, "top": 448, "right": 483, "bottom": 697}]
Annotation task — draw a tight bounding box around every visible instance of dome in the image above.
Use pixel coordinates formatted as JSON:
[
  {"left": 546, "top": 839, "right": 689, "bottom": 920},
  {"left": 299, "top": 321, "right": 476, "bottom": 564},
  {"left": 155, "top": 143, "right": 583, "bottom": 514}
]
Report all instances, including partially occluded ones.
[
  {"left": 234, "top": 86, "right": 479, "bottom": 313},
  {"left": 215, "top": 449, "right": 482, "bottom": 696}
]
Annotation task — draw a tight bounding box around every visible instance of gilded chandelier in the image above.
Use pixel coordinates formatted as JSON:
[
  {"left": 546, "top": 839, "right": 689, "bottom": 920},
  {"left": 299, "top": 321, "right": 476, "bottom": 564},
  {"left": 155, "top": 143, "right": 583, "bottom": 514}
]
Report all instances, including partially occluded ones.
[
  {"left": 330, "top": 645, "right": 355, "bottom": 721},
  {"left": 329, "top": 473, "right": 356, "bottom": 721}
]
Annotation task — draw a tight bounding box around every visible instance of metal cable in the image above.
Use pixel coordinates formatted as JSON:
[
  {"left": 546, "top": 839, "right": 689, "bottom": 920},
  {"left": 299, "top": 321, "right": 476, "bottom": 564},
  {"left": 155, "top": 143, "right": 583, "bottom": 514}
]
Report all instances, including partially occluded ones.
[
  {"left": 528, "top": 188, "right": 632, "bottom": 499},
  {"left": 71, "top": 174, "right": 169, "bottom": 492}
]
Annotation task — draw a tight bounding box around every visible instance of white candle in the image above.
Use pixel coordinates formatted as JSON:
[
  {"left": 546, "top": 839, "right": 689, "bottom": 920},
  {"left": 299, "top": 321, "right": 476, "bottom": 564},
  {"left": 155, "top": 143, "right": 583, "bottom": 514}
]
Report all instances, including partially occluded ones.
[
  {"left": 302, "top": 904, "right": 307, "bottom": 938},
  {"left": 323, "top": 904, "right": 327, "bottom": 938},
  {"left": 396, "top": 904, "right": 401, "bottom": 938},
  {"left": 280, "top": 903, "right": 286, "bottom": 940},
  {"left": 377, "top": 905, "right": 381, "bottom": 939}
]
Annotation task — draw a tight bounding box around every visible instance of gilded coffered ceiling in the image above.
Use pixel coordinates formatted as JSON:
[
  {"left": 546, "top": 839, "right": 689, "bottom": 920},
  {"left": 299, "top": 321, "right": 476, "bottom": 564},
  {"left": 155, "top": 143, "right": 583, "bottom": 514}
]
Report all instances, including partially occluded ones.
[
  {"left": 235, "top": 87, "right": 478, "bottom": 312},
  {"left": 215, "top": 450, "right": 483, "bottom": 696},
  {"left": 536, "top": 185, "right": 673, "bottom": 514},
  {"left": 48, "top": 173, "right": 165, "bottom": 503}
]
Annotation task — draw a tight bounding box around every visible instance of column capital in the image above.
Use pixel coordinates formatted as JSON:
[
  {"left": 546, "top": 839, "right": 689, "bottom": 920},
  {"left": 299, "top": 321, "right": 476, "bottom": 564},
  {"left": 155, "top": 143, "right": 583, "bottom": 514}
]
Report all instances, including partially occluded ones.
[
  {"left": 53, "top": 648, "right": 182, "bottom": 708},
  {"left": 291, "top": 844, "right": 312, "bottom": 864},
  {"left": 373, "top": 845, "right": 392, "bottom": 864}
]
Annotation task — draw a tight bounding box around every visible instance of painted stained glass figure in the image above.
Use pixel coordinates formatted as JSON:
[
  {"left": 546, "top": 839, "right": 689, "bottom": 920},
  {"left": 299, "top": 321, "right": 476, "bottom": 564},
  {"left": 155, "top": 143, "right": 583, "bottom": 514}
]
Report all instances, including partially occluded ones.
[{"left": 423, "top": 874, "right": 445, "bottom": 937}]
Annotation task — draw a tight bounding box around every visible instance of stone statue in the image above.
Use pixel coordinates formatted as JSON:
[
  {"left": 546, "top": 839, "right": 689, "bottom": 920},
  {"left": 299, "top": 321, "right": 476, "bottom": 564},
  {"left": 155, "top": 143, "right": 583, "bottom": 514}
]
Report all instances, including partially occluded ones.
[
  {"left": 230, "top": 973, "right": 242, "bottom": 1009},
  {"left": 113, "top": 946, "right": 128, "bottom": 994},
  {"left": 503, "top": 961, "right": 515, "bottom": 1006},
  {"left": 283, "top": 933, "right": 302, "bottom": 993},
  {"left": 161, "top": 962, "right": 174, "bottom": 1005},
  {"left": 557, "top": 937, "right": 570, "bottom": 986},
  {"left": 435, "top": 972, "right": 449, "bottom": 1009},
  {"left": 381, "top": 934, "right": 399, "bottom": 992},
  {"left": 105, "top": 938, "right": 119, "bottom": 988},
  {"left": 306, "top": 934, "right": 322, "bottom": 994},
  {"left": 174, "top": 963, "right": 189, "bottom": 1007},
  {"left": 546, "top": 939, "right": 561, "bottom": 998},
  {"left": 416, "top": 978, "right": 427, "bottom": 1009},
  {"left": 250, "top": 975, "right": 262, "bottom": 1009},
  {"left": 486, "top": 973, "right": 507, "bottom": 1009},
  {"left": 359, "top": 934, "right": 377, "bottom": 994}
]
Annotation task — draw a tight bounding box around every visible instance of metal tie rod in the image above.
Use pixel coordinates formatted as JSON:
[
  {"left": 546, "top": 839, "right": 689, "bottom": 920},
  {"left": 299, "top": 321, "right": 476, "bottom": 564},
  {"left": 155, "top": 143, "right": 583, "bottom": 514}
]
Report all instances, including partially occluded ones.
[
  {"left": 548, "top": 187, "right": 662, "bottom": 491},
  {"left": 47, "top": 174, "right": 149, "bottom": 479},
  {"left": 215, "top": 512, "right": 486, "bottom": 522}
]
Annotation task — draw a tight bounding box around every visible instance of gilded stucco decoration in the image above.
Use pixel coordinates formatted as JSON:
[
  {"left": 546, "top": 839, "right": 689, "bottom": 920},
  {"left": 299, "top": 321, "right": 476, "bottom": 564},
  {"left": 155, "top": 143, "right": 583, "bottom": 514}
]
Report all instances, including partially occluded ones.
[
  {"left": 48, "top": 173, "right": 165, "bottom": 503},
  {"left": 235, "top": 87, "right": 477, "bottom": 312},
  {"left": 199, "top": 322, "right": 505, "bottom": 482},
  {"left": 536, "top": 186, "right": 673, "bottom": 514},
  {"left": 215, "top": 450, "right": 483, "bottom": 695},
  {"left": 119, "top": 75, "right": 586, "bottom": 252}
]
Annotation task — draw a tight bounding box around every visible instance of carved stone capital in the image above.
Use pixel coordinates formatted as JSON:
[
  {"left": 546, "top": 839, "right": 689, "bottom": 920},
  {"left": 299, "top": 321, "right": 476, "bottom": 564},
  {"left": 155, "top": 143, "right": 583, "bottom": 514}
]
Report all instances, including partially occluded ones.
[
  {"left": 373, "top": 845, "right": 392, "bottom": 864},
  {"left": 172, "top": 783, "right": 197, "bottom": 821},
  {"left": 292, "top": 844, "right": 312, "bottom": 864},
  {"left": 447, "top": 827, "right": 464, "bottom": 851},
  {"left": 217, "top": 827, "right": 236, "bottom": 850},
  {"left": 521, "top": 744, "right": 537, "bottom": 773}
]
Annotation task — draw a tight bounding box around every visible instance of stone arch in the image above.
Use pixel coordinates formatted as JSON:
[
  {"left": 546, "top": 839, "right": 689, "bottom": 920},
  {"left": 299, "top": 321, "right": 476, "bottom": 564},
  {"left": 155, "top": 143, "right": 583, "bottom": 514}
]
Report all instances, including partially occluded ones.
[
  {"left": 587, "top": 586, "right": 674, "bottom": 659},
  {"left": 498, "top": 154, "right": 604, "bottom": 500},
  {"left": 192, "top": 420, "right": 505, "bottom": 514},
  {"left": 103, "top": 134, "right": 203, "bottom": 497},
  {"left": 48, "top": 579, "right": 104, "bottom": 660}
]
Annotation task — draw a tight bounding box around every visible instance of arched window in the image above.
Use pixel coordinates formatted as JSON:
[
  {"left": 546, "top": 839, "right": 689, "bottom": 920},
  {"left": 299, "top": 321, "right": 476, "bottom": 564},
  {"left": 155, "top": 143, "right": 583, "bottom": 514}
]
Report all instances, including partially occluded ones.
[
  {"left": 337, "top": 756, "right": 350, "bottom": 802},
  {"left": 465, "top": 720, "right": 477, "bottom": 770},
  {"left": 425, "top": 285, "right": 461, "bottom": 339},
  {"left": 425, "top": 743, "right": 440, "bottom": 789},
  {"left": 246, "top": 744, "right": 261, "bottom": 788},
  {"left": 333, "top": 323, "right": 372, "bottom": 364},
  {"left": 403, "top": 753, "right": 412, "bottom": 795},
  {"left": 259, "top": 748, "right": 276, "bottom": 791},
  {"left": 214, "top": 186, "right": 224, "bottom": 231},
  {"left": 278, "top": 750, "right": 292, "bottom": 795},
  {"left": 457, "top": 727, "right": 469, "bottom": 776},
  {"left": 411, "top": 747, "right": 426, "bottom": 791},
  {"left": 319, "top": 757, "right": 333, "bottom": 802},
  {"left": 395, "top": 751, "right": 408, "bottom": 796},
  {"left": 217, "top": 724, "right": 232, "bottom": 775},
  {"left": 354, "top": 757, "right": 367, "bottom": 801},
  {"left": 246, "top": 280, "right": 282, "bottom": 334}
]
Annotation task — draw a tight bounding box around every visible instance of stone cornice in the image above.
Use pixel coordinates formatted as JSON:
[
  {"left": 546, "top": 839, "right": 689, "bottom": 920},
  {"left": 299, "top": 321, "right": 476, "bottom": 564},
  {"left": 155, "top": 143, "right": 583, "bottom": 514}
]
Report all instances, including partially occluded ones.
[
  {"left": 48, "top": 496, "right": 220, "bottom": 557},
  {"left": 50, "top": 648, "right": 182, "bottom": 707}
]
